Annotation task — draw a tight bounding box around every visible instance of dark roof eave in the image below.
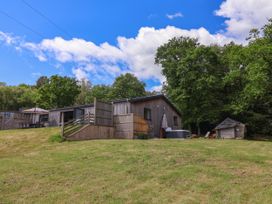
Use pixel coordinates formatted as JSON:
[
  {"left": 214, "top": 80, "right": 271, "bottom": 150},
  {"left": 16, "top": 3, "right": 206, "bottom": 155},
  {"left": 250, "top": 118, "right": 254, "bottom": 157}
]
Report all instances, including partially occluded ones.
[
  {"left": 113, "top": 94, "right": 182, "bottom": 116},
  {"left": 49, "top": 103, "right": 94, "bottom": 112}
]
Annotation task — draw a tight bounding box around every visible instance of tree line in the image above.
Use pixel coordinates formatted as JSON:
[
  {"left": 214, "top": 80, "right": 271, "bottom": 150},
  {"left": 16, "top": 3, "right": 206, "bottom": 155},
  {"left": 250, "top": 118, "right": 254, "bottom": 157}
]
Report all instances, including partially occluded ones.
[
  {"left": 155, "top": 19, "right": 272, "bottom": 137},
  {"left": 1, "top": 19, "right": 272, "bottom": 137},
  {"left": 0, "top": 73, "right": 152, "bottom": 111}
]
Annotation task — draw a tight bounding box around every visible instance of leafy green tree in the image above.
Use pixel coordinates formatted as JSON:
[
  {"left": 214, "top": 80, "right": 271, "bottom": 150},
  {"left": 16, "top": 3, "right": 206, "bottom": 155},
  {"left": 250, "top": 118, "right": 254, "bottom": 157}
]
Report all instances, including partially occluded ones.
[
  {"left": 88, "top": 85, "right": 113, "bottom": 102},
  {"left": 75, "top": 80, "right": 92, "bottom": 105},
  {"left": 38, "top": 75, "right": 80, "bottom": 109},
  {"left": 156, "top": 39, "right": 224, "bottom": 134},
  {"left": 111, "top": 73, "right": 146, "bottom": 99},
  {"left": 0, "top": 82, "right": 6, "bottom": 87},
  {"left": 0, "top": 85, "right": 38, "bottom": 111},
  {"left": 36, "top": 76, "right": 49, "bottom": 88}
]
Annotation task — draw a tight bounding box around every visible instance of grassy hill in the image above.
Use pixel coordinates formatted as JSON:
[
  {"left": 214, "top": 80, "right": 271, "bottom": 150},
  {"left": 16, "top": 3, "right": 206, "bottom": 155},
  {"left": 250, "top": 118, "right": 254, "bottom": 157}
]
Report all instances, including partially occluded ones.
[{"left": 0, "top": 128, "right": 272, "bottom": 203}]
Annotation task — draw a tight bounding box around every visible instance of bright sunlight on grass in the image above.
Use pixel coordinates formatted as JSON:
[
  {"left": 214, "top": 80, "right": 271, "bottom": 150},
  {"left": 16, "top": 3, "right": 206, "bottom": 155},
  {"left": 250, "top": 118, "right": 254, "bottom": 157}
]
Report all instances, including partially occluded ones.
[{"left": 0, "top": 128, "right": 272, "bottom": 203}]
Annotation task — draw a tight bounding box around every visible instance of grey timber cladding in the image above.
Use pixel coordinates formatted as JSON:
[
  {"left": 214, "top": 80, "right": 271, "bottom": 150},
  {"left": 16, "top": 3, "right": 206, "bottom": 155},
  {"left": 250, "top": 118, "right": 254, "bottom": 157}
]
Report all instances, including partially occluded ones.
[
  {"left": 130, "top": 98, "right": 182, "bottom": 137},
  {"left": 94, "top": 101, "right": 113, "bottom": 126},
  {"left": 49, "top": 105, "right": 94, "bottom": 126},
  {"left": 113, "top": 102, "right": 130, "bottom": 115},
  {"left": 114, "top": 114, "right": 134, "bottom": 139}
]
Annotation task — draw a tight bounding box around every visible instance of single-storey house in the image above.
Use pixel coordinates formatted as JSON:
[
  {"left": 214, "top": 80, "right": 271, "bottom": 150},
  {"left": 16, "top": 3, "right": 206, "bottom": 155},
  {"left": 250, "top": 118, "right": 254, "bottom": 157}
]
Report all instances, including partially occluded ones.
[
  {"left": 48, "top": 94, "right": 182, "bottom": 139},
  {"left": 215, "top": 118, "right": 246, "bottom": 139}
]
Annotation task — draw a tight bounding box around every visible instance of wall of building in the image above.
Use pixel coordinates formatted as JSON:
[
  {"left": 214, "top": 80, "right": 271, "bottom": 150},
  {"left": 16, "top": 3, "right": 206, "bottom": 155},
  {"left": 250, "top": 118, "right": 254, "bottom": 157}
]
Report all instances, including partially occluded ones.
[
  {"left": 48, "top": 111, "right": 62, "bottom": 126},
  {"left": 130, "top": 99, "right": 182, "bottom": 137},
  {"left": 114, "top": 114, "right": 134, "bottom": 139},
  {"left": 218, "top": 128, "right": 235, "bottom": 139},
  {"left": 113, "top": 102, "right": 130, "bottom": 115},
  {"left": 49, "top": 106, "right": 94, "bottom": 126},
  {"left": 113, "top": 113, "right": 149, "bottom": 139},
  {"left": 236, "top": 124, "right": 246, "bottom": 138},
  {"left": 65, "top": 125, "right": 115, "bottom": 141}
]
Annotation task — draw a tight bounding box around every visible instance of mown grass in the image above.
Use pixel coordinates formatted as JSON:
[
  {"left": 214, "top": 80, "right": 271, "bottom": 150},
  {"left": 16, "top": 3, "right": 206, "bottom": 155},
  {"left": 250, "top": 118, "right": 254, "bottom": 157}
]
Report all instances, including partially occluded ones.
[{"left": 0, "top": 128, "right": 272, "bottom": 203}]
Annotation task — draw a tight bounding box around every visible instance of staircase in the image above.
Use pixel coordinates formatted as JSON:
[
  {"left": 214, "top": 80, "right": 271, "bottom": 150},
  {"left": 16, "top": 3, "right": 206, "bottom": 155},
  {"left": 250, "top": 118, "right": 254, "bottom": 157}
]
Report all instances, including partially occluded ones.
[
  {"left": 62, "top": 113, "right": 95, "bottom": 138},
  {"left": 61, "top": 99, "right": 114, "bottom": 140}
]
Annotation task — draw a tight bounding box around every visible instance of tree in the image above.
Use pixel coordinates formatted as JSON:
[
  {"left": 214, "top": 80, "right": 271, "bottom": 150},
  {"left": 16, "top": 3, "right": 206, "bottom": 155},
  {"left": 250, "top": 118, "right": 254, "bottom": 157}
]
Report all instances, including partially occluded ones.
[
  {"left": 111, "top": 73, "right": 146, "bottom": 99},
  {"left": 0, "top": 85, "right": 38, "bottom": 111},
  {"left": 155, "top": 19, "right": 272, "bottom": 137},
  {"left": 75, "top": 79, "right": 92, "bottom": 105},
  {"left": 0, "top": 82, "right": 6, "bottom": 87},
  {"left": 36, "top": 76, "right": 49, "bottom": 88},
  {"left": 88, "top": 85, "right": 113, "bottom": 102},
  {"left": 156, "top": 37, "right": 225, "bottom": 134},
  {"left": 38, "top": 75, "right": 80, "bottom": 109}
]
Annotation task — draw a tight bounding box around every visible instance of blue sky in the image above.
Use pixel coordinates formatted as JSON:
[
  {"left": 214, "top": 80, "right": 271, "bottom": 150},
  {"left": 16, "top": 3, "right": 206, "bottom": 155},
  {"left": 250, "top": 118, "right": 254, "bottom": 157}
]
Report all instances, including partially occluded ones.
[{"left": 0, "top": 0, "right": 271, "bottom": 90}]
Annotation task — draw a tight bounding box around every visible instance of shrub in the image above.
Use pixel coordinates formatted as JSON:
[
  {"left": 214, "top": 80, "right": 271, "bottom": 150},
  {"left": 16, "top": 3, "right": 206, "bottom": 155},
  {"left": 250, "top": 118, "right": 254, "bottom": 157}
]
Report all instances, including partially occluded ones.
[
  {"left": 49, "top": 134, "right": 64, "bottom": 143},
  {"left": 136, "top": 133, "right": 149, "bottom": 140}
]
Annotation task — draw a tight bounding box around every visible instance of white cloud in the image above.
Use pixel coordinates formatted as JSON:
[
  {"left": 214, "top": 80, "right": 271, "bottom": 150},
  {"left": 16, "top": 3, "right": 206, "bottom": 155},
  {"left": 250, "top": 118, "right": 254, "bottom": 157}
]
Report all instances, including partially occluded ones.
[
  {"left": 0, "top": 26, "right": 235, "bottom": 87},
  {"left": 166, "top": 12, "right": 183, "bottom": 20},
  {"left": 3, "top": 0, "right": 271, "bottom": 89},
  {"left": 22, "top": 42, "right": 47, "bottom": 61},
  {"left": 33, "top": 26, "right": 233, "bottom": 83},
  {"left": 72, "top": 67, "right": 89, "bottom": 81},
  {"left": 215, "top": 0, "right": 272, "bottom": 40},
  {"left": 39, "top": 37, "right": 125, "bottom": 63},
  {"left": 150, "top": 85, "right": 162, "bottom": 92},
  {"left": 117, "top": 26, "right": 234, "bottom": 82},
  {"left": 31, "top": 72, "right": 41, "bottom": 78},
  {"left": 0, "top": 31, "right": 16, "bottom": 44}
]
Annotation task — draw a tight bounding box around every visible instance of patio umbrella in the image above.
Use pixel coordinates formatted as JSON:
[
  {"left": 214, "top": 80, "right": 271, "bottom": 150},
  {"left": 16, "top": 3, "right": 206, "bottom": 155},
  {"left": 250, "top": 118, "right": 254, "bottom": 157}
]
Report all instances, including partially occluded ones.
[
  {"left": 161, "top": 113, "right": 168, "bottom": 129},
  {"left": 22, "top": 107, "right": 49, "bottom": 114},
  {"left": 22, "top": 107, "right": 49, "bottom": 125}
]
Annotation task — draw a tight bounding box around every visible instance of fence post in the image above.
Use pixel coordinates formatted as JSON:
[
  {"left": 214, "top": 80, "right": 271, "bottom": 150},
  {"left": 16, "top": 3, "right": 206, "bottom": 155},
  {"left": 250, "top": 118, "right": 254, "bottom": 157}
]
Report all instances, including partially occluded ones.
[
  {"left": 111, "top": 101, "right": 114, "bottom": 127},
  {"left": 61, "top": 112, "right": 64, "bottom": 137},
  {"left": 94, "top": 97, "right": 97, "bottom": 125}
]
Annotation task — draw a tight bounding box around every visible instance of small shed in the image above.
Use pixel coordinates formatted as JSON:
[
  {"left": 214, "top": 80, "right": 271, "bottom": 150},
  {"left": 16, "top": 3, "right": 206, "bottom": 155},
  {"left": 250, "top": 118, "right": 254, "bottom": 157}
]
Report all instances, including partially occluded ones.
[{"left": 215, "top": 118, "right": 246, "bottom": 139}]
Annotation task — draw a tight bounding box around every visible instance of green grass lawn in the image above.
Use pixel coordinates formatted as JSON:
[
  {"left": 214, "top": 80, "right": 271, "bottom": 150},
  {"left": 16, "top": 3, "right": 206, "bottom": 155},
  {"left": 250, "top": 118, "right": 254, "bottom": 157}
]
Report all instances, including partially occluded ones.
[{"left": 0, "top": 128, "right": 272, "bottom": 204}]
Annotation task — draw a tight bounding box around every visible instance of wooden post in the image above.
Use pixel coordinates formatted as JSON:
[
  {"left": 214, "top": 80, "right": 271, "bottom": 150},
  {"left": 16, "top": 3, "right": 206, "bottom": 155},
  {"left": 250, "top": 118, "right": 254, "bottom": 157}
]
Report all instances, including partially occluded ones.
[
  {"left": 94, "top": 97, "right": 97, "bottom": 125},
  {"left": 61, "top": 112, "right": 64, "bottom": 137},
  {"left": 111, "top": 102, "right": 114, "bottom": 127}
]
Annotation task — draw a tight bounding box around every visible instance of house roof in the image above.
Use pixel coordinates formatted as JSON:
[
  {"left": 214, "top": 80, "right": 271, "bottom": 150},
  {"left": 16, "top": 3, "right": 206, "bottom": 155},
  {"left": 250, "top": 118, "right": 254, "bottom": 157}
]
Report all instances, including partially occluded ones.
[
  {"left": 49, "top": 94, "right": 181, "bottom": 116},
  {"left": 215, "top": 118, "right": 242, "bottom": 130},
  {"left": 113, "top": 94, "right": 181, "bottom": 116},
  {"left": 49, "top": 104, "right": 94, "bottom": 112}
]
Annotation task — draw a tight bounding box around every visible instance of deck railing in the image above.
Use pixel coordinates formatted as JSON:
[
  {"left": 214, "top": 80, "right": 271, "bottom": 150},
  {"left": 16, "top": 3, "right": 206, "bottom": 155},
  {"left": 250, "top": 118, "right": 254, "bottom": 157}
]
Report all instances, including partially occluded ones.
[{"left": 62, "top": 113, "right": 95, "bottom": 138}]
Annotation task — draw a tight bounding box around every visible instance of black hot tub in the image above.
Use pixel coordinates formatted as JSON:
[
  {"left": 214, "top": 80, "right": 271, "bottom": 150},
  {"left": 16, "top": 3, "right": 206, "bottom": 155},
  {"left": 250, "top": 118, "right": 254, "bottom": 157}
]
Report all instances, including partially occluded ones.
[{"left": 165, "top": 130, "right": 191, "bottom": 139}]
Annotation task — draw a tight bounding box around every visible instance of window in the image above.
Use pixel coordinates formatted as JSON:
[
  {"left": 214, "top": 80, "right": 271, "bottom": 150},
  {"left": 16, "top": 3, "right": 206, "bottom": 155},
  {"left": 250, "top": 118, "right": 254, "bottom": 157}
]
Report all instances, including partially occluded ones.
[
  {"left": 144, "top": 108, "right": 152, "bottom": 121},
  {"left": 173, "top": 116, "right": 178, "bottom": 126}
]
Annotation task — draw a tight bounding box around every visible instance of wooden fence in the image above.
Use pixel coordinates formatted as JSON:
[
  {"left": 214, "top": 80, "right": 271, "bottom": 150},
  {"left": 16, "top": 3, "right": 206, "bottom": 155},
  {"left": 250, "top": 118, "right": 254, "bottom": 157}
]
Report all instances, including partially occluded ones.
[
  {"left": 94, "top": 99, "right": 113, "bottom": 126},
  {"left": 0, "top": 112, "right": 31, "bottom": 130}
]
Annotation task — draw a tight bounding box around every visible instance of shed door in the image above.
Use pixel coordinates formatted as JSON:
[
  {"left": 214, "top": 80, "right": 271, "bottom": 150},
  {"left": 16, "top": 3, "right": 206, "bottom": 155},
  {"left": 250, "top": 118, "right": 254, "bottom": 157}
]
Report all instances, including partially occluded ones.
[{"left": 220, "top": 128, "right": 235, "bottom": 139}]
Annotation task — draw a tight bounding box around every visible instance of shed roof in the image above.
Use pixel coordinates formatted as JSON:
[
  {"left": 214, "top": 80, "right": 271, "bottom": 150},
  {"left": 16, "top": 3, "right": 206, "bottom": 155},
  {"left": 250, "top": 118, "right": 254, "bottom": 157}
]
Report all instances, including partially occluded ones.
[
  {"left": 113, "top": 94, "right": 181, "bottom": 116},
  {"left": 50, "top": 104, "right": 94, "bottom": 112},
  {"left": 49, "top": 94, "right": 181, "bottom": 116},
  {"left": 215, "top": 118, "right": 242, "bottom": 130}
]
